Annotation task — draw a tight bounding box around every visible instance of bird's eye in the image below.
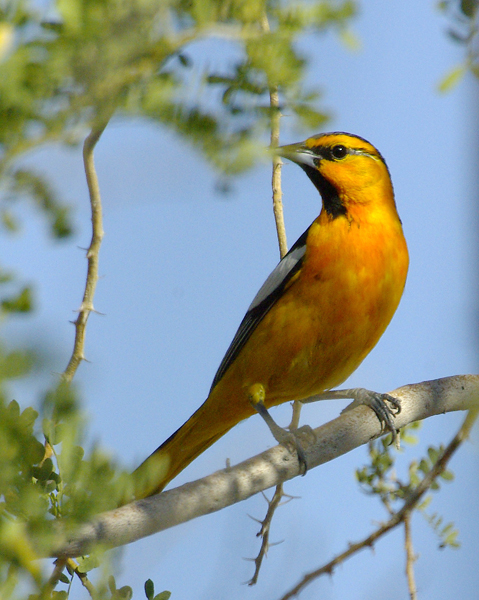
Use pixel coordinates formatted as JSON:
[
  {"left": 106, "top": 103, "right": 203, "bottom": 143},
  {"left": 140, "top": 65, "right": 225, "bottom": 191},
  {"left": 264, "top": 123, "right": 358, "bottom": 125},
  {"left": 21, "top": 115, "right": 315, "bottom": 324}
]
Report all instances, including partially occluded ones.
[{"left": 331, "top": 145, "right": 348, "bottom": 160}]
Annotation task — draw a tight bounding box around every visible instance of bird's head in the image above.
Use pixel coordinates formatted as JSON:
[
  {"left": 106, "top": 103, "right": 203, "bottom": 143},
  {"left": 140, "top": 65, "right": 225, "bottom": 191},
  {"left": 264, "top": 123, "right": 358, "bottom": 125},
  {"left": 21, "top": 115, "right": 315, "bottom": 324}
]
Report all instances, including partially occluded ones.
[{"left": 278, "top": 132, "right": 397, "bottom": 219}]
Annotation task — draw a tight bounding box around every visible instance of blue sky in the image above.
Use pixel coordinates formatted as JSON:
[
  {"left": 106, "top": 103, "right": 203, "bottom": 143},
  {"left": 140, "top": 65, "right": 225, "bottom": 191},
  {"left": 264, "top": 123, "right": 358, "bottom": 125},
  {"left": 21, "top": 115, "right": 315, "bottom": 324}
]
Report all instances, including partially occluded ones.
[{"left": 2, "top": 1, "right": 479, "bottom": 599}]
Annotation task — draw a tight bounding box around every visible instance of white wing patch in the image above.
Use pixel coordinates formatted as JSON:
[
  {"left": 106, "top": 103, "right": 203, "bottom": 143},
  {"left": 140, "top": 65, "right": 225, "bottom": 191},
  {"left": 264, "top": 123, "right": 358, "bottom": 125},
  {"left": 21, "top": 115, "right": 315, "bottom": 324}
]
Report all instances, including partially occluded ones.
[
  {"left": 248, "top": 243, "right": 307, "bottom": 311},
  {"left": 209, "top": 230, "right": 309, "bottom": 391}
]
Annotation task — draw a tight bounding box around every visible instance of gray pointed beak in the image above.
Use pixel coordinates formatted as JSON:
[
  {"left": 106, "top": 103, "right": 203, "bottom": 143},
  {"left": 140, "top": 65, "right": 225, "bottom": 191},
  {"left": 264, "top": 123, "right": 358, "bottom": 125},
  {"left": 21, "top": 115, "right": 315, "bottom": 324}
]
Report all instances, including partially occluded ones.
[{"left": 277, "top": 142, "right": 317, "bottom": 169}]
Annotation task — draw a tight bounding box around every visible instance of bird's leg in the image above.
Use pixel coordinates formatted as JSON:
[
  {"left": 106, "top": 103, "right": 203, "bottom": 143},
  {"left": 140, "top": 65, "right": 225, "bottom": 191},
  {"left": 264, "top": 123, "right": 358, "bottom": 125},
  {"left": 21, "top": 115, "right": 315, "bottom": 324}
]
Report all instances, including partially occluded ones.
[
  {"left": 287, "top": 400, "right": 303, "bottom": 431},
  {"left": 302, "top": 388, "right": 401, "bottom": 446},
  {"left": 249, "top": 384, "right": 308, "bottom": 474},
  {"left": 286, "top": 400, "right": 316, "bottom": 447}
]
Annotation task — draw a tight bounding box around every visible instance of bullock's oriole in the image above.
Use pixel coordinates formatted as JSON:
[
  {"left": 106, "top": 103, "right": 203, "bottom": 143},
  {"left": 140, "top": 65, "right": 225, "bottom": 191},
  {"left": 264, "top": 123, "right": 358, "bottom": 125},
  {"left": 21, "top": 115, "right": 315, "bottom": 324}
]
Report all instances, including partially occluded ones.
[{"left": 133, "top": 132, "right": 409, "bottom": 498}]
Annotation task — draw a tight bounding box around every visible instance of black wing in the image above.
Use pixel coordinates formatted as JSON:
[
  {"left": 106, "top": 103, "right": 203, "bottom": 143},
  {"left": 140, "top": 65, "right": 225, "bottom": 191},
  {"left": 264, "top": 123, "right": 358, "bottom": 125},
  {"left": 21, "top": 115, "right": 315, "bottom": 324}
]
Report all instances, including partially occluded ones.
[{"left": 210, "top": 228, "right": 309, "bottom": 391}]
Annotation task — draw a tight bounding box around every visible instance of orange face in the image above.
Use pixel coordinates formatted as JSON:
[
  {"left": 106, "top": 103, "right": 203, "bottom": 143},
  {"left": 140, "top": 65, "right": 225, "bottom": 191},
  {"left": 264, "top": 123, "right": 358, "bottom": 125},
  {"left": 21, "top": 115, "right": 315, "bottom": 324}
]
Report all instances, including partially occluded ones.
[{"left": 281, "top": 132, "right": 399, "bottom": 215}]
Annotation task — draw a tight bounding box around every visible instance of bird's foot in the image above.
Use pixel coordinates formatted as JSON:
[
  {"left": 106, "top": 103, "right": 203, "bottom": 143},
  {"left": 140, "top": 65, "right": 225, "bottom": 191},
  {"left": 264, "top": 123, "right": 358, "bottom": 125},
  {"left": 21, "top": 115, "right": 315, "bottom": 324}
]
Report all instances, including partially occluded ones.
[
  {"left": 341, "top": 388, "right": 401, "bottom": 446},
  {"left": 266, "top": 419, "right": 310, "bottom": 475},
  {"left": 302, "top": 387, "right": 401, "bottom": 446}
]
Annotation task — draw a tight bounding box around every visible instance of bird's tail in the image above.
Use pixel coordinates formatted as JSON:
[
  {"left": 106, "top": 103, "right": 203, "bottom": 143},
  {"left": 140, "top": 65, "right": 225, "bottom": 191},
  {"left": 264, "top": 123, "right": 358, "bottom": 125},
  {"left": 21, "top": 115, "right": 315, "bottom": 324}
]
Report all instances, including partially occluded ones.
[{"left": 130, "top": 393, "right": 243, "bottom": 500}]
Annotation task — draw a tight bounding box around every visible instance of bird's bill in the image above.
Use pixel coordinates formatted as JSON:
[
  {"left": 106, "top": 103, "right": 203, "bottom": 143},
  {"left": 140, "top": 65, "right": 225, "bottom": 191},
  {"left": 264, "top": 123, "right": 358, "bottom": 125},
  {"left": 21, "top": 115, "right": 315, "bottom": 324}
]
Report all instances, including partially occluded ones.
[{"left": 276, "top": 142, "right": 317, "bottom": 169}]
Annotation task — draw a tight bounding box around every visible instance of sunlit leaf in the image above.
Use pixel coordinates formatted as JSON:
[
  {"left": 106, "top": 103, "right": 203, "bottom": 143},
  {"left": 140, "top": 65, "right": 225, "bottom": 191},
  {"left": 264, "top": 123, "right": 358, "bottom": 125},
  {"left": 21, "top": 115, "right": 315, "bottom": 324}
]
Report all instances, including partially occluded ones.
[{"left": 438, "top": 64, "right": 466, "bottom": 92}]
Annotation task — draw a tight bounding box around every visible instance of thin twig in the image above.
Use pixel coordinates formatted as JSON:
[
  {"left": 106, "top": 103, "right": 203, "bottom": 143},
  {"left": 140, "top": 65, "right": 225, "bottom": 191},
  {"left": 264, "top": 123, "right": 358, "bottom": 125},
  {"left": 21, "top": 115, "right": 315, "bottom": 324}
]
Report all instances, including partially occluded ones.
[
  {"left": 270, "top": 106, "right": 288, "bottom": 258},
  {"left": 66, "top": 558, "right": 96, "bottom": 597},
  {"left": 248, "top": 484, "right": 286, "bottom": 585},
  {"left": 244, "top": 13, "right": 290, "bottom": 587},
  {"left": 404, "top": 512, "right": 417, "bottom": 600},
  {"left": 62, "top": 118, "right": 110, "bottom": 383},
  {"left": 260, "top": 13, "right": 287, "bottom": 258},
  {"left": 277, "top": 408, "right": 479, "bottom": 600},
  {"left": 261, "top": 27, "right": 304, "bottom": 479},
  {"left": 47, "top": 558, "right": 97, "bottom": 599},
  {"left": 48, "top": 558, "right": 68, "bottom": 590}
]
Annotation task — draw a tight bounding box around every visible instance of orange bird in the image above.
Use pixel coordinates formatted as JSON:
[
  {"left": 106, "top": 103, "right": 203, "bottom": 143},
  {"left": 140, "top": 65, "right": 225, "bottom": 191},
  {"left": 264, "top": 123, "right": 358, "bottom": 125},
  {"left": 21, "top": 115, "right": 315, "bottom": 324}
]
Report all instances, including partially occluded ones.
[{"left": 133, "top": 132, "right": 409, "bottom": 498}]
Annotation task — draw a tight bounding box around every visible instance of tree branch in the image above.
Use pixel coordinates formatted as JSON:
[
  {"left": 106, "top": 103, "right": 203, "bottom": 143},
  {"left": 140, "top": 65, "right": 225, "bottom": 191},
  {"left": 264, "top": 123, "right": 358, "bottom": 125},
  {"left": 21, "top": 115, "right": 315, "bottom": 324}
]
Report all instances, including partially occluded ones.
[
  {"left": 247, "top": 484, "right": 289, "bottom": 586},
  {"left": 404, "top": 512, "right": 417, "bottom": 600},
  {"left": 260, "top": 14, "right": 288, "bottom": 259},
  {"left": 50, "top": 374, "right": 479, "bottom": 558},
  {"left": 254, "top": 13, "right": 289, "bottom": 584},
  {"left": 62, "top": 119, "right": 110, "bottom": 383},
  {"left": 277, "top": 398, "right": 478, "bottom": 600}
]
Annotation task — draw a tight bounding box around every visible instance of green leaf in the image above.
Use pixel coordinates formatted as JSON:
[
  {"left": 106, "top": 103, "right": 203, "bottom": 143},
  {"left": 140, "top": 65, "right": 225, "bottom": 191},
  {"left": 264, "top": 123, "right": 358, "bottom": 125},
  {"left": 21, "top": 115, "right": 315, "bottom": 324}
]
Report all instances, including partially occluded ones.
[
  {"left": 418, "top": 458, "right": 430, "bottom": 474},
  {"left": 440, "top": 469, "right": 455, "bottom": 481},
  {"left": 115, "top": 586, "right": 133, "bottom": 600},
  {"left": 32, "top": 458, "right": 54, "bottom": 482},
  {"left": 438, "top": 64, "right": 466, "bottom": 92},
  {"left": 0, "top": 349, "right": 34, "bottom": 380},
  {"left": 44, "top": 479, "right": 58, "bottom": 493},
  {"left": 178, "top": 53, "right": 191, "bottom": 67},
  {"left": 109, "top": 575, "right": 117, "bottom": 594},
  {"left": 77, "top": 554, "right": 101, "bottom": 573},
  {"left": 417, "top": 495, "right": 432, "bottom": 511},
  {"left": 339, "top": 28, "right": 361, "bottom": 51},
  {"left": 58, "top": 572, "right": 71, "bottom": 584},
  {"left": 460, "top": 0, "right": 478, "bottom": 18},
  {"left": 145, "top": 579, "right": 154, "bottom": 600},
  {"left": 7, "top": 399, "right": 20, "bottom": 419},
  {"left": 427, "top": 446, "right": 440, "bottom": 463},
  {"left": 1, "top": 287, "right": 33, "bottom": 313},
  {"left": 1, "top": 209, "right": 19, "bottom": 232}
]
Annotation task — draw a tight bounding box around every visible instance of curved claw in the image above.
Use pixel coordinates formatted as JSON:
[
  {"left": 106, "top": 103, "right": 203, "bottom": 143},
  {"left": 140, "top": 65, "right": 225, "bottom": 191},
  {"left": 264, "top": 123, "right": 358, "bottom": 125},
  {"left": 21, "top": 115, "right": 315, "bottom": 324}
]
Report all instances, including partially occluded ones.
[
  {"left": 363, "top": 391, "right": 401, "bottom": 445},
  {"left": 275, "top": 428, "right": 308, "bottom": 476}
]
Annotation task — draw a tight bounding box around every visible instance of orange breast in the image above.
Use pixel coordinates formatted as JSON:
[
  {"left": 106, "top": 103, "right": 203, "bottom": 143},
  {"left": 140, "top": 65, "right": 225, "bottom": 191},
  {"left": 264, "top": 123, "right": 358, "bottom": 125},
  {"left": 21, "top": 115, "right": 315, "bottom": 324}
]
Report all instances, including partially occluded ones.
[{"left": 216, "top": 210, "right": 408, "bottom": 410}]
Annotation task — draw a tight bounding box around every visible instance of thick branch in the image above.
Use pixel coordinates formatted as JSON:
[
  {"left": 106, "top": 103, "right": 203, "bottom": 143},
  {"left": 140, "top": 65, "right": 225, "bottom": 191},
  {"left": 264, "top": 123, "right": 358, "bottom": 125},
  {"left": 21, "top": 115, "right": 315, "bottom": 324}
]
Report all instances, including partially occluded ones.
[{"left": 52, "top": 374, "right": 479, "bottom": 557}]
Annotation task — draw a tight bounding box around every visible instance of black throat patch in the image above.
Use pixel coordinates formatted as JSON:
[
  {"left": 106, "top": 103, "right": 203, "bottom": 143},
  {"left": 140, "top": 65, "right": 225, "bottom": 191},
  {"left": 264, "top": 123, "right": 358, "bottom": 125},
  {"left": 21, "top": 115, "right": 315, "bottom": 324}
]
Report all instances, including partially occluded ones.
[{"left": 300, "top": 164, "right": 347, "bottom": 219}]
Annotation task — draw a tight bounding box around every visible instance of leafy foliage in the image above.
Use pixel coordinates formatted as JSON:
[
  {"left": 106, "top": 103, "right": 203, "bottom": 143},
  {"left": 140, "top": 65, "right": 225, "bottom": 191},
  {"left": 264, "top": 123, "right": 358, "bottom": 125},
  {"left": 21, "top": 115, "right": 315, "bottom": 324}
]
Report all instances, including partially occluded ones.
[
  {"left": 356, "top": 422, "right": 460, "bottom": 550},
  {"left": 438, "top": 0, "right": 479, "bottom": 89},
  {"left": 0, "top": 0, "right": 352, "bottom": 222},
  {"left": 0, "top": 378, "right": 135, "bottom": 598},
  {"left": 0, "top": 264, "right": 132, "bottom": 597},
  {"left": 144, "top": 579, "right": 171, "bottom": 600}
]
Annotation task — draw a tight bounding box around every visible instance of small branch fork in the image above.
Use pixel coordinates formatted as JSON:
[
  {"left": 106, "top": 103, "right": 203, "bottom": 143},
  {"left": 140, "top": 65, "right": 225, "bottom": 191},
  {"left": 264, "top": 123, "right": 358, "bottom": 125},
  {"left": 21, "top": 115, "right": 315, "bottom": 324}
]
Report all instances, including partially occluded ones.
[
  {"left": 47, "top": 558, "right": 95, "bottom": 598},
  {"left": 247, "top": 485, "right": 296, "bottom": 585},
  {"left": 276, "top": 407, "right": 479, "bottom": 600}
]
